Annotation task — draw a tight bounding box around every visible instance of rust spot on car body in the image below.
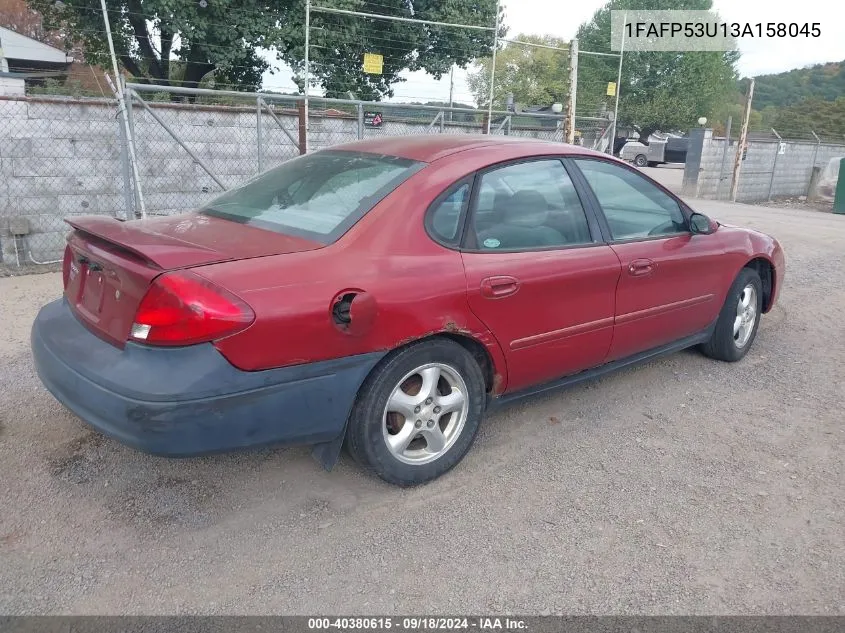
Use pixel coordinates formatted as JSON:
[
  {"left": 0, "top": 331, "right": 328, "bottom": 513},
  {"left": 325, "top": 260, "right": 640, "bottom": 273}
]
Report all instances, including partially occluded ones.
[
  {"left": 492, "top": 373, "right": 504, "bottom": 395},
  {"left": 444, "top": 319, "right": 472, "bottom": 336}
]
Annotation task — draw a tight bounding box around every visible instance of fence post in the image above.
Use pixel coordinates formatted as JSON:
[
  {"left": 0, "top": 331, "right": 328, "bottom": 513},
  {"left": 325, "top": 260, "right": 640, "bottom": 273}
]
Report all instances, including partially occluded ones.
[
  {"left": 357, "top": 104, "right": 364, "bottom": 139},
  {"left": 717, "top": 116, "right": 732, "bottom": 200},
  {"left": 122, "top": 81, "right": 146, "bottom": 218},
  {"left": 808, "top": 130, "right": 821, "bottom": 195},
  {"left": 298, "top": 101, "right": 308, "bottom": 155},
  {"left": 117, "top": 109, "right": 135, "bottom": 221},
  {"left": 767, "top": 128, "right": 782, "bottom": 201},
  {"left": 440, "top": 109, "right": 445, "bottom": 133},
  {"left": 807, "top": 130, "right": 822, "bottom": 195},
  {"left": 256, "top": 97, "right": 264, "bottom": 173}
]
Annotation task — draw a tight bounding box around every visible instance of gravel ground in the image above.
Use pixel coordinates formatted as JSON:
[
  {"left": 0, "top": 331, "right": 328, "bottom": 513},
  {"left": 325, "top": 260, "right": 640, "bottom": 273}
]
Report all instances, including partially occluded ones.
[
  {"left": 0, "top": 199, "right": 843, "bottom": 615},
  {"left": 754, "top": 197, "right": 836, "bottom": 214},
  {"left": 640, "top": 164, "right": 684, "bottom": 193}
]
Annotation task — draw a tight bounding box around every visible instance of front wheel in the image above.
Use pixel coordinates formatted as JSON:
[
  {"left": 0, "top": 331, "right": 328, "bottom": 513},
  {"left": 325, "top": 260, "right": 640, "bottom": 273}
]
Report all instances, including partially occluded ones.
[
  {"left": 345, "top": 338, "right": 486, "bottom": 486},
  {"left": 634, "top": 154, "right": 648, "bottom": 167},
  {"left": 700, "top": 268, "right": 763, "bottom": 362}
]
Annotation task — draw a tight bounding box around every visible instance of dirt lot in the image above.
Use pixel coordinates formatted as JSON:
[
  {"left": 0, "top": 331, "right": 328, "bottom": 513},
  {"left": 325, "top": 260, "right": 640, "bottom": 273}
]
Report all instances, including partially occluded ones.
[
  {"left": 0, "top": 199, "right": 843, "bottom": 615},
  {"left": 640, "top": 163, "right": 685, "bottom": 193}
]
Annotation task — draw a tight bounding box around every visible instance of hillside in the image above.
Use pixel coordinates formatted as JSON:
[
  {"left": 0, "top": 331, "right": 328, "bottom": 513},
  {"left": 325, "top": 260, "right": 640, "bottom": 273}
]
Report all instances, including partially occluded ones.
[{"left": 747, "top": 61, "right": 845, "bottom": 110}]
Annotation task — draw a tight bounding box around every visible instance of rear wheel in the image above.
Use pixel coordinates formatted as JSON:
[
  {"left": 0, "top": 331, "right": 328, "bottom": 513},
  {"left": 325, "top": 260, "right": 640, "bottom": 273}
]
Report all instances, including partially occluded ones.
[
  {"left": 346, "top": 339, "right": 486, "bottom": 486},
  {"left": 634, "top": 154, "right": 648, "bottom": 167},
  {"left": 700, "top": 268, "right": 763, "bottom": 362}
]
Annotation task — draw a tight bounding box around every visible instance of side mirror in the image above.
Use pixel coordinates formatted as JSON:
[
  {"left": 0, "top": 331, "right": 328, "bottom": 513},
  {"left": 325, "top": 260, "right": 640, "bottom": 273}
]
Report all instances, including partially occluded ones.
[{"left": 689, "top": 212, "right": 716, "bottom": 235}]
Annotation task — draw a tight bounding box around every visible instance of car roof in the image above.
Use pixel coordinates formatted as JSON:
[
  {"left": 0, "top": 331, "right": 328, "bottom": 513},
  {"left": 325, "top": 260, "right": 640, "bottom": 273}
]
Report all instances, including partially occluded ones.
[{"left": 329, "top": 134, "right": 603, "bottom": 163}]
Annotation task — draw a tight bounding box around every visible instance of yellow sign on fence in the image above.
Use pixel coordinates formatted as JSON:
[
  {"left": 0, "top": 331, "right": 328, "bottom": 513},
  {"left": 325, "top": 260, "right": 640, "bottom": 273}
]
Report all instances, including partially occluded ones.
[
  {"left": 606, "top": 82, "right": 617, "bottom": 97},
  {"left": 363, "top": 53, "right": 384, "bottom": 75}
]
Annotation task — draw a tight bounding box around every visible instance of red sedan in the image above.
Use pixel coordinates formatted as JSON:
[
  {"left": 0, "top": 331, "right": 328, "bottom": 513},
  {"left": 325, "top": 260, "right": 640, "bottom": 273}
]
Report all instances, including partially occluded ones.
[{"left": 31, "top": 136, "right": 785, "bottom": 485}]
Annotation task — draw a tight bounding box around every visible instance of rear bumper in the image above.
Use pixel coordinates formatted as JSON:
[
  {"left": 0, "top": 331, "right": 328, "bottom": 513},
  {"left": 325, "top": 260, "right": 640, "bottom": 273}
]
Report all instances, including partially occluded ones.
[{"left": 31, "top": 298, "right": 384, "bottom": 456}]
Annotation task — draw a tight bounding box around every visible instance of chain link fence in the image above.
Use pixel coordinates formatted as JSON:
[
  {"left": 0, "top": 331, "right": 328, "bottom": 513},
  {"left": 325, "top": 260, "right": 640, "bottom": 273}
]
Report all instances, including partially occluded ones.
[
  {"left": 0, "top": 96, "right": 124, "bottom": 267},
  {"left": 125, "top": 84, "right": 566, "bottom": 219},
  {"left": 8, "top": 86, "right": 841, "bottom": 268},
  {"left": 574, "top": 116, "right": 612, "bottom": 151},
  {"left": 686, "top": 127, "right": 845, "bottom": 202},
  {"left": 125, "top": 86, "right": 302, "bottom": 216},
  {"left": 1, "top": 86, "right": 565, "bottom": 268}
]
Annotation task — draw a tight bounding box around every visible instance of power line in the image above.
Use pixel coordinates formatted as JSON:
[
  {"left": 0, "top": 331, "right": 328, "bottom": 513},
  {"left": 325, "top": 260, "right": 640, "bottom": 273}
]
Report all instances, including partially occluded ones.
[{"left": 309, "top": 5, "right": 495, "bottom": 31}]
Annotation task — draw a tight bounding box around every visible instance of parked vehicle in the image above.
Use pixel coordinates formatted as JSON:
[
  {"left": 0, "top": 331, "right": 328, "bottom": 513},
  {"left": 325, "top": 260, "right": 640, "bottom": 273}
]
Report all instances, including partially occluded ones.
[
  {"left": 31, "top": 136, "right": 785, "bottom": 486},
  {"left": 620, "top": 136, "right": 689, "bottom": 167}
]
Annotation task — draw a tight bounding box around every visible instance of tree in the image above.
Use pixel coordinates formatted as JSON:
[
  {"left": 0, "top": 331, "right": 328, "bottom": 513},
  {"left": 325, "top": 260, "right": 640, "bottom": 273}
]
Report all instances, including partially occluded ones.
[
  {"left": 278, "top": 0, "right": 504, "bottom": 100},
  {"left": 30, "top": 0, "right": 273, "bottom": 90},
  {"left": 709, "top": 100, "right": 762, "bottom": 136},
  {"left": 772, "top": 97, "right": 845, "bottom": 139},
  {"left": 751, "top": 61, "right": 845, "bottom": 110},
  {"left": 30, "top": 0, "right": 502, "bottom": 98},
  {"left": 467, "top": 34, "right": 569, "bottom": 109},
  {"left": 575, "top": 0, "right": 738, "bottom": 141}
]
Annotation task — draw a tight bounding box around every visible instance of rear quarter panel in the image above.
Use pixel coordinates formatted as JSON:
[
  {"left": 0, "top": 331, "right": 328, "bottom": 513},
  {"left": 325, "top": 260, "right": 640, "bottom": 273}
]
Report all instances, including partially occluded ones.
[{"left": 192, "top": 152, "right": 517, "bottom": 387}]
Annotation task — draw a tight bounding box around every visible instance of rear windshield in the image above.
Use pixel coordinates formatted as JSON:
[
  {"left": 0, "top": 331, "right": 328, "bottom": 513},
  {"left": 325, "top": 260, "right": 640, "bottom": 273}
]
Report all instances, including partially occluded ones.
[{"left": 199, "top": 150, "right": 424, "bottom": 243}]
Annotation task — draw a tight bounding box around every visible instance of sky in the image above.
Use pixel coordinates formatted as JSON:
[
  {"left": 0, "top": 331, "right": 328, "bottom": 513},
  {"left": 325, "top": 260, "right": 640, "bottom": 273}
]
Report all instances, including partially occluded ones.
[{"left": 260, "top": 0, "right": 845, "bottom": 105}]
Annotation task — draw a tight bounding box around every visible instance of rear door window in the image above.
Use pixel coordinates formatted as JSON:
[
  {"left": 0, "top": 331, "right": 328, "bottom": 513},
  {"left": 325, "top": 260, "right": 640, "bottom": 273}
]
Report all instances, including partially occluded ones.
[
  {"left": 200, "top": 151, "right": 424, "bottom": 243},
  {"left": 470, "top": 160, "right": 594, "bottom": 250}
]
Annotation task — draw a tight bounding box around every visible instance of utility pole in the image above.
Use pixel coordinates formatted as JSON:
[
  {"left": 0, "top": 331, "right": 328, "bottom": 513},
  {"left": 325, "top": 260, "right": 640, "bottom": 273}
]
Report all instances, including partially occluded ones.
[
  {"left": 609, "top": 13, "right": 626, "bottom": 153},
  {"left": 303, "top": 0, "right": 311, "bottom": 153},
  {"left": 485, "top": 0, "right": 501, "bottom": 134},
  {"left": 565, "top": 38, "right": 578, "bottom": 144},
  {"left": 730, "top": 78, "right": 755, "bottom": 202},
  {"left": 448, "top": 64, "right": 455, "bottom": 122}
]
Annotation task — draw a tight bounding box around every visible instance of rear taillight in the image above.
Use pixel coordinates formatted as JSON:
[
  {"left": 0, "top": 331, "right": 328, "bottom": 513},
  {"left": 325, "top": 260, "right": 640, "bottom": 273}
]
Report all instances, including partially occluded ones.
[
  {"left": 62, "top": 245, "right": 72, "bottom": 289},
  {"left": 130, "top": 271, "right": 254, "bottom": 346}
]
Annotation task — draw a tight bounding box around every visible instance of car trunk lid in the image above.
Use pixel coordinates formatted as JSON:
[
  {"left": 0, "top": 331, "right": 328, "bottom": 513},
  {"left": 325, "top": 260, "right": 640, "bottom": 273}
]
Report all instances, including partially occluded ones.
[{"left": 63, "top": 214, "right": 323, "bottom": 346}]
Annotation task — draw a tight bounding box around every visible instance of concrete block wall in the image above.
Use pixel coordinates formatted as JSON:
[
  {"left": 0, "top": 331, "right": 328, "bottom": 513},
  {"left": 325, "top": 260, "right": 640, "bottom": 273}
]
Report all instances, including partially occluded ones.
[
  {"left": 690, "top": 132, "right": 845, "bottom": 203},
  {"left": 0, "top": 97, "right": 125, "bottom": 263},
  {"left": 0, "top": 95, "right": 304, "bottom": 263},
  {"left": 128, "top": 102, "right": 302, "bottom": 214},
  {"left": 1, "top": 94, "right": 562, "bottom": 265}
]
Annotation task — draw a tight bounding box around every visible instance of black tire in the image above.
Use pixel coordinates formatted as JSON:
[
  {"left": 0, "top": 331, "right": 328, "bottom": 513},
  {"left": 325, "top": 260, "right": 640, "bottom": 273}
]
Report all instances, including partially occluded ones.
[
  {"left": 700, "top": 267, "right": 763, "bottom": 362},
  {"left": 345, "top": 338, "right": 486, "bottom": 486},
  {"left": 634, "top": 154, "right": 648, "bottom": 167}
]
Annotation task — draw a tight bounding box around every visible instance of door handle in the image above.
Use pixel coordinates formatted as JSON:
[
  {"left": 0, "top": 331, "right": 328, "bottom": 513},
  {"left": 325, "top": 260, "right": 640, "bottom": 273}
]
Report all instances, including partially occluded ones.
[
  {"left": 480, "top": 276, "right": 520, "bottom": 298},
  {"left": 628, "top": 258, "right": 655, "bottom": 277}
]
